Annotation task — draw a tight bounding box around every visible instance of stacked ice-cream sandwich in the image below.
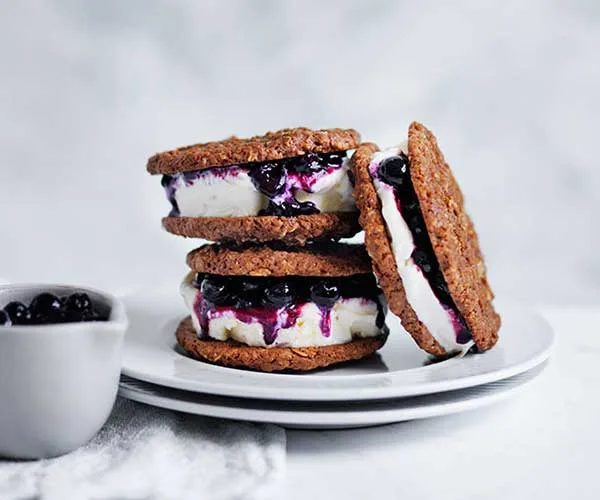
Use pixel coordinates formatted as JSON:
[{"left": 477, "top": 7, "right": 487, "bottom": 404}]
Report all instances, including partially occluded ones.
[
  {"left": 147, "top": 128, "right": 389, "bottom": 371},
  {"left": 147, "top": 124, "right": 500, "bottom": 372}
]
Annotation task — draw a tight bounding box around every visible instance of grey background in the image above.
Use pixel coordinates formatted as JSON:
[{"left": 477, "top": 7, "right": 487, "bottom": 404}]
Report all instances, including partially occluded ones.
[{"left": 1, "top": 1, "right": 598, "bottom": 304}]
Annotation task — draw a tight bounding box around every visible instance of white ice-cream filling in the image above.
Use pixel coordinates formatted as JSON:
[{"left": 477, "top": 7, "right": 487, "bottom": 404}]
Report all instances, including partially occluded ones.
[
  {"left": 164, "top": 158, "right": 356, "bottom": 218},
  {"left": 370, "top": 143, "right": 474, "bottom": 354},
  {"left": 180, "top": 275, "right": 386, "bottom": 348}
]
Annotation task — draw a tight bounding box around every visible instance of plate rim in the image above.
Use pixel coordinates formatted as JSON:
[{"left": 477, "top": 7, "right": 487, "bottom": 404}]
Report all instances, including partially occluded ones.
[
  {"left": 121, "top": 294, "right": 555, "bottom": 401},
  {"left": 118, "top": 362, "right": 548, "bottom": 428}
]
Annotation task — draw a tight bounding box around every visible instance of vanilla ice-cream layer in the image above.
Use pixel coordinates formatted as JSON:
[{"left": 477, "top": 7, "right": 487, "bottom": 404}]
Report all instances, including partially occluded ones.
[
  {"left": 370, "top": 144, "right": 473, "bottom": 354},
  {"left": 162, "top": 152, "right": 356, "bottom": 218},
  {"left": 180, "top": 274, "right": 387, "bottom": 348}
]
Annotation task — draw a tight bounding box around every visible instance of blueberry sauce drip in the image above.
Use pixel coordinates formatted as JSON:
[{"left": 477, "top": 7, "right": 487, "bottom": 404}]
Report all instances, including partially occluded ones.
[
  {"left": 161, "top": 151, "right": 347, "bottom": 217},
  {"left": 162, "top": 174, "right": 181, "bottom": 217},
  {"left": 377, "top": 153, "right": 472, "bottom": 344},
  {"left": 193, "top": 273, "right": 384, "bottom": 345}
]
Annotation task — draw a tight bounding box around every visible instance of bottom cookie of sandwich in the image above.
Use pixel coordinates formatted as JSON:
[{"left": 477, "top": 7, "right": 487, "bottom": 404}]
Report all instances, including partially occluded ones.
[{"left": 176, "top": 317, "right": 387, "bottom": 372}]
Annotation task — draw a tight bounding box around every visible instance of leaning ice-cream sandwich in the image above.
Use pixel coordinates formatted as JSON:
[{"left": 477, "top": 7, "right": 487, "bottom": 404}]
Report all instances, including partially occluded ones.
[{"left": 351, "top": 122, "right": 500, "bottom": 357}]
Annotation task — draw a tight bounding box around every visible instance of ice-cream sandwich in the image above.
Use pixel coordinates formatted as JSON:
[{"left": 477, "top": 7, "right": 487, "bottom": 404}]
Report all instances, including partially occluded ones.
[
  {"left": 177, "top": 242, "right": 388, "bottom": 371},
  {"left": 147, "top": 128, "right": 361, "bottom": 245},
  {"left": 351, "top": 122, "right": 500, "bottom": 357}
]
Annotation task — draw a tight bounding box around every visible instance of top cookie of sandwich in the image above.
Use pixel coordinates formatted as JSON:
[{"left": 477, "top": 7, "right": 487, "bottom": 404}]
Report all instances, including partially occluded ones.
[
  {"left": 147, "top": 128, "right": 360, "bottom": 175},
  {"left": 408, "top": 122, "right": 499, "bottom": 350},
  {"left": 187, "top": 242, "right": 372, "bottom": 277}
]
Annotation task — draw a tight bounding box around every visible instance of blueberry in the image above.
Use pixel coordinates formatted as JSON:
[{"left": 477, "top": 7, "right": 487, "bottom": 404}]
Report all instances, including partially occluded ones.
[
  {"left": 295, "top": 201, "right": 319, "bottom": 215},
  {"left": 30, "top": 293, "right": 63, "bottom": 323},
  {"left": 326, "top": 152, "right": 344, "bottom": 165},
  {"left": 236, "top": 280, "right": 261, "bottom": 305},
  {"left": 379, "top": 154, "right": 409, "bottom": 187},
  {"left": 412, "top": 249, "right": 432, "bottom": 274},
  {"left": 290, "top": 153, "right": 324, "bottom": 175},
  {"left": 310, "top": 281, "right": 340, "bottom": 308},
  {"left": 409, "top": 216, "right": 424, "bottom": 236},
  {"left": 259, "top": 201, "right": 284, "bottom": 216},
  {"left": 264, "top": 281, "right": 295, "bottom": 308},
  {"left": 259, "top": 200, "right": 319, "bottom": 217},
  {"left": 0, "top": 310, "right": 10, "bottom": 326},
  {"left": 249, "top": 163, "right": 286, "bottom": 197},
  {"left": 403, "top": 201, "right": 419, "bottom": 215},
  {"left": 238, "top": 280, "right": 259, "bottom": 293},
  {"left": 232, "top": 296, "right": 254, "bottom": 309},
  {"left": 433, "top": 274, "right": 450, "bottom": 298},
  {"left": 201, "top": 277, "right": 230, "bottom": 305},
  {"left": 63, "top": 293, "right": 92, "bottom": 315},
  {"left": 4, "top": 302, "right": 31, "bottom": 325}
]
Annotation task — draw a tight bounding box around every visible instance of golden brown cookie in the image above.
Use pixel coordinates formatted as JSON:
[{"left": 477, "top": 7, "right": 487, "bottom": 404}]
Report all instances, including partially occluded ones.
[
  {"left": 162, "top": 212, "right": 360, "bottom": 245},
  {"left": 187, "top": 242, "right": 372, "bottom": 277},
  {"left": 175, "top": 317, "right": 386, "bottom": 372},
  {"left": 351, "top": 123, "right": 500, "bottom": 356},
  {"left": 408, "top": 122, "right": 500, "bottom": 351},
  {"left": 147, "top": 128, "right": 360, "bottom": 175}
]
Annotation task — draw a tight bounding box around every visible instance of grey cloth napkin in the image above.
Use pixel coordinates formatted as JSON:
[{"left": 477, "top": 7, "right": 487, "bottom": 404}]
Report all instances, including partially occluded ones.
[{"left": 0, "top": 398, "right": 286, "bottom": 500}]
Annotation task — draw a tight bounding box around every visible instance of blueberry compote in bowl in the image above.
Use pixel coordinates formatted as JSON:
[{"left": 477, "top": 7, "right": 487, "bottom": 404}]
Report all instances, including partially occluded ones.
[{"left": 0, "top": 284, "right": 128, "bottom": 459}]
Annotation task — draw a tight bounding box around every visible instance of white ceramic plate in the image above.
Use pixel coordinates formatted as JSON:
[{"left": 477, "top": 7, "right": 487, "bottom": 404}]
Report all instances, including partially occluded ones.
[
  {"left": 121, "top": 290, "right": 554, "bottom": 401},
  {"left": 119, "top": 362, "right": 548, "bottom": 429}
]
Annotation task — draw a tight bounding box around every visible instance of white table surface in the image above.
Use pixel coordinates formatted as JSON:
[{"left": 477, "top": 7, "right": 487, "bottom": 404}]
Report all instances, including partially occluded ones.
[{"left": 284, "top": 307, "right": 599, "bottom": 500}]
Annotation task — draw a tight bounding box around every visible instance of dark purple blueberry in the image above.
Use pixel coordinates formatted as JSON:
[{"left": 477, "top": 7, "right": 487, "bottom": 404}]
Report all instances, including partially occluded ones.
[
  {"left": 289, "top": 153, "right": 323, "bottom": 175},
  {"left": 259, "top": 201, "right": 284, "bottom": 216},
  {"left": 249, "top": 163, "right": 286, "bottom": 197},
  {"left": 30, "top": 293, "right": 63, "bottom": 323},
  {"left": 432, "top": 274, "right": 450, "bottom": 298},
  {"left": 259, "top": 200, "right": 319, "bottom": 217},
  {"left": 409, "top": 216, "right": 425, "bottom": 237},
  {"left": 0, "top": 310, "right": 10, "bottom": 326},
  {"left": 238, "top": 280, "right": 260, "bottom": 294},
  {"left": 161, "top": 174, "right": 174, "bottom": 188},
  {"left": 63, "top": 293, "right": 92, "bottom": 315},
  {"left": 403, "top": 201, "right": 419, "bottom": 214},
  {"left": 232, "top": 296, "right": 254, "bottom": 309},
  {"left": 4, "top": 301, "right": 31, "bottom": 325},
  {"left": 201, "top": 278, "right": 229, "bottom": 305},
  {"left": 264, "top": 281, "right": 295, "bottom": 308},
  {"left": 379, "top": 154, "right": 409, "bottom": 188},
  {"left": 310, "top": 281, "right": 340, "bottom": 308},
  {"left": 412, "top": 249, "right": 432, "bottom": 274},
  {"left": 237, "top": 280, "right": 261, "bottom": 306},
  {"left": 326, "top": 152, "right": 345, "bottom": 165},
  {"left": 292, "top": 201, "right": 319, "bottom": 215}
]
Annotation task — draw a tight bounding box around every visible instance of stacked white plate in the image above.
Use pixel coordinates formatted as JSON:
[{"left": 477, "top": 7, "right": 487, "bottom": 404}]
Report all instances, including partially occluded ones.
[{"left": 119, "top": 291, "right": 554, "bottom": 429}]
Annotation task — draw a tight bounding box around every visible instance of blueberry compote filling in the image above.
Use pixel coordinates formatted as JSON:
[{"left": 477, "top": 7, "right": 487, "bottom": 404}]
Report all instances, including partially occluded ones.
[
  {"left": 188, "top": 273, "right": 386, "bottom": 347},
  {"left": 377, "top": 153, "right": 472, "bottom": 345},
  {"left": 162, "top": 151, "right": 349, "bottom": 217}
]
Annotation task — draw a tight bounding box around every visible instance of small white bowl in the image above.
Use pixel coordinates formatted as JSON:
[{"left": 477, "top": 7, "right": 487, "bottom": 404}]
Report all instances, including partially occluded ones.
[{"left": 0, "top": 284, "right": 128, "bottom": 459}]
